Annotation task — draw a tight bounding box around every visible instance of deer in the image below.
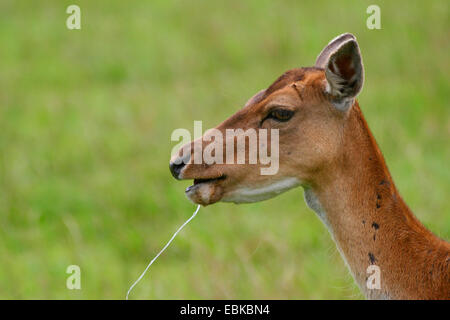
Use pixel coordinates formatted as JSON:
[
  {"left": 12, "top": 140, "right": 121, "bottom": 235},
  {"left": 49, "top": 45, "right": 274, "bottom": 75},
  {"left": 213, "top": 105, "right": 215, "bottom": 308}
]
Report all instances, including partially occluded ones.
[{"left": 169, "top": 33, "right": 450, "bottom": 300}]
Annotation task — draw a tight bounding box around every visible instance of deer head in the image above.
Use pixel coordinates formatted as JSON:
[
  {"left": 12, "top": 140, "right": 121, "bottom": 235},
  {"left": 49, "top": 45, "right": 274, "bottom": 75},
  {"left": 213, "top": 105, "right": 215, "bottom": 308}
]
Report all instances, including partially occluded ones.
[
  {"left": 169, "top": 34, "right": 450, "bottom": 300},
  {"left": 170, "top": 33, "right": 364, "bottom": 206}
]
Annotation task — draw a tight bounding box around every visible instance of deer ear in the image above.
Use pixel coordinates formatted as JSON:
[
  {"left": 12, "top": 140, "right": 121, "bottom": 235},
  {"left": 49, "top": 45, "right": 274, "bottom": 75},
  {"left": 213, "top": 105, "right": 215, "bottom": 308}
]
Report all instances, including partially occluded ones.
[
  {"left": 316, "top": 34, "right": 364, "bottom": 111},
  {"left": 244, "top": 89, "right": 266, "bottom": 107}
]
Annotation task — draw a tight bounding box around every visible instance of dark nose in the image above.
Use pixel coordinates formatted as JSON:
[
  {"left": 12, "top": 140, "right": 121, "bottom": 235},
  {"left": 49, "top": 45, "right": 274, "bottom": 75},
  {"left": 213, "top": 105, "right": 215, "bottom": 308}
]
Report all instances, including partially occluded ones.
[{"left": 169, "top": 161, "right": 186, "bottom": 180}]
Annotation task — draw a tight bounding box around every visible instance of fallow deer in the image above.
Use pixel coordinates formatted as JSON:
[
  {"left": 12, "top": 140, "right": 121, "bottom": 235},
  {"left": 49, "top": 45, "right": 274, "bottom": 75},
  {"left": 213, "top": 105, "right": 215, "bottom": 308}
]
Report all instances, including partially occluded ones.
[{"left": 169, "top": 33, "right": 450, "bottom": 299}]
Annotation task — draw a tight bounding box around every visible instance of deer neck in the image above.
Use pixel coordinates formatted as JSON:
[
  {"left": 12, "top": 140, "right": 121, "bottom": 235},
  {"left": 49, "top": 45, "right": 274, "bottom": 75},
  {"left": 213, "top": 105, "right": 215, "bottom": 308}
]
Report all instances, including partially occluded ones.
[{"left": 304, "top": 101, "right": 449, "bottom": 300}]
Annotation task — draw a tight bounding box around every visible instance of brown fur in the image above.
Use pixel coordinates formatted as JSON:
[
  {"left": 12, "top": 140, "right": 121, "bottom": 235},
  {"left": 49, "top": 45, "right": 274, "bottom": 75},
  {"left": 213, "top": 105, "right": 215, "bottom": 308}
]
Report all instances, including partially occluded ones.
[{"left": 170, "top": 49, "right": 450, "bottom": 300}]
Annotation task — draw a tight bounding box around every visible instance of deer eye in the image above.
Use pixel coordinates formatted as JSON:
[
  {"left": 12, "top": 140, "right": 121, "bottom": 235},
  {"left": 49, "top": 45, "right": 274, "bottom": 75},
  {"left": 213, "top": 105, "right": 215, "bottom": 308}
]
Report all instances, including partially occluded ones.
[{"left": 269, "top": 109, "right": 294, "bottom": 122}]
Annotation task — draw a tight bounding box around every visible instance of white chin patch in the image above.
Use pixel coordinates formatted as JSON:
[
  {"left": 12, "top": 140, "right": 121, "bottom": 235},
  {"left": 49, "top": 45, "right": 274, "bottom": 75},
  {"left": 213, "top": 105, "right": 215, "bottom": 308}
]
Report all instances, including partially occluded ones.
[
  {"left": 222, "top": 177, "right": 301, "bottom": 204},
  {"left": 185, "top": 182, "right": 215, "bottom": 205}
]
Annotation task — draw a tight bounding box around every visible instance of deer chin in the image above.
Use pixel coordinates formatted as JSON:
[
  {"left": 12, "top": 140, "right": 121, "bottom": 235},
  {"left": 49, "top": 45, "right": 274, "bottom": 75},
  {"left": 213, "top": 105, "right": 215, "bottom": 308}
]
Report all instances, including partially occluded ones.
[{"left": 185, "top": 176, "right": 225, "bottom": 206}]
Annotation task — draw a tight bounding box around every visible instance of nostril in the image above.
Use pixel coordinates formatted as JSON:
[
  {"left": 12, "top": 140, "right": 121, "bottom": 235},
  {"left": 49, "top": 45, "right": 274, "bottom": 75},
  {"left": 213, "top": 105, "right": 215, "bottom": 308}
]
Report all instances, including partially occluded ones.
[
  {"left": 169, "top": 161, "right": 186, "bottom": 180},
  {"left": 170, "top": 152, "right": 190, "bottom": 179}
]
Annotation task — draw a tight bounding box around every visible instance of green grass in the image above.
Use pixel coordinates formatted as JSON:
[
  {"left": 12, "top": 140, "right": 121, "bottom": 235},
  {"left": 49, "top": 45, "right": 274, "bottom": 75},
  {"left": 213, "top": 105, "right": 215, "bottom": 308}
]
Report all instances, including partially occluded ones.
[{"left": 0, "top": 0, "right": 448, "bottom": 299}]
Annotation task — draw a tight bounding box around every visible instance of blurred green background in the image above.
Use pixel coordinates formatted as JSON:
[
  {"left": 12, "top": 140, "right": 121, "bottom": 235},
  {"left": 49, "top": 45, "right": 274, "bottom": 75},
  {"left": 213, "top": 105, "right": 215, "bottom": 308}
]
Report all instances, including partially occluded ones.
[{"left": 0, "top": 0, "right": 448, "bottom": 299}]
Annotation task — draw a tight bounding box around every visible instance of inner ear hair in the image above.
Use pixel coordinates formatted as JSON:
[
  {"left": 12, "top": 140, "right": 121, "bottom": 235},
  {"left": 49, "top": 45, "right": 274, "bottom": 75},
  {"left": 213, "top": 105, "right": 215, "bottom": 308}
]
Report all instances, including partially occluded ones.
[
  {"left": 315, "top": 33, "right": 356, "bottom": 69},
  {"left": 325, "top": 40, "right": 363, "bottom": 99},
  {"left": 316, "top": 36, "right": 364, "bottom": 113}
]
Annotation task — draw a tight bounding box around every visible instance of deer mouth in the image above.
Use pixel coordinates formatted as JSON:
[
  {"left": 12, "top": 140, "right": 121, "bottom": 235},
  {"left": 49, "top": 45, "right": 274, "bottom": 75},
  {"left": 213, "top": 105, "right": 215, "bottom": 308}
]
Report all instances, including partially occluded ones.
[{"left": 186, "top": 175, "right": 226, "bottom": 193}]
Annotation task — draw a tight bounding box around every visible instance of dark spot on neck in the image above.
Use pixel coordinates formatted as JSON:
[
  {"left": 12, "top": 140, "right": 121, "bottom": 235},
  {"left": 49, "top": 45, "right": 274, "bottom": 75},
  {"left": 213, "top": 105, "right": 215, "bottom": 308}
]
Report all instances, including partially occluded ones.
[
  {"left": 372, "top": 222, "right": 379, "bottom": 230},
  {"left": 368, "top": 253, "right": 377, "bottom": 264}
]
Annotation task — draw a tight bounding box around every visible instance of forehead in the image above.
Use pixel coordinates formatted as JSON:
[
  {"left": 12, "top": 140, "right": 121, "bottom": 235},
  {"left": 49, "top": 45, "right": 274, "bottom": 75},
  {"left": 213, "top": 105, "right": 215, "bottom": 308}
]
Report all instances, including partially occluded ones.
[{"left": 264, "top": 67, "right": 324, "bottom": 98}]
